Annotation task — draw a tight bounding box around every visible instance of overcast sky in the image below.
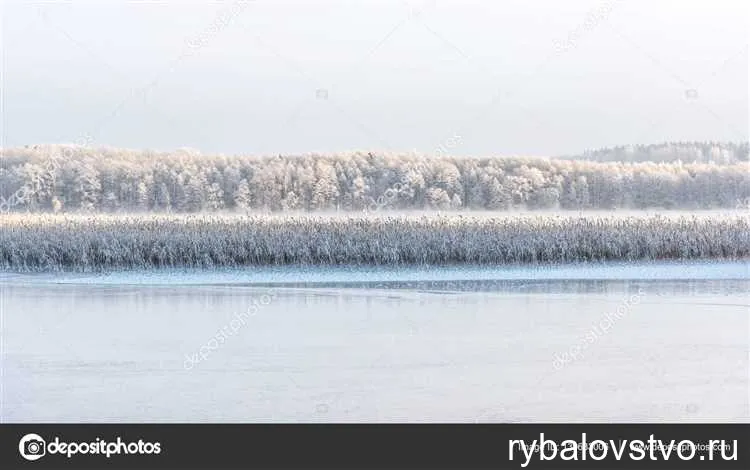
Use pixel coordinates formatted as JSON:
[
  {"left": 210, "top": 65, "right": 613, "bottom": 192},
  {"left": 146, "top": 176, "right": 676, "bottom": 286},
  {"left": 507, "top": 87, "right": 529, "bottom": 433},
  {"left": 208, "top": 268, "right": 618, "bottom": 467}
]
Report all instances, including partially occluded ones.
[{"left": 1, "top": 0, "right": 748, "bottom": 156}]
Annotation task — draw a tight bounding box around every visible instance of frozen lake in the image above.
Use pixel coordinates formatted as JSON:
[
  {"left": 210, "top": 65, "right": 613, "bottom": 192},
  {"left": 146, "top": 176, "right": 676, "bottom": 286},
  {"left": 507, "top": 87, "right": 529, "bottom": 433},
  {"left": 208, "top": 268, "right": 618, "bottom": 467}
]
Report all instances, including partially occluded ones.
[{"left": 1, "top": 261, "right": 748, "bottom": 422}]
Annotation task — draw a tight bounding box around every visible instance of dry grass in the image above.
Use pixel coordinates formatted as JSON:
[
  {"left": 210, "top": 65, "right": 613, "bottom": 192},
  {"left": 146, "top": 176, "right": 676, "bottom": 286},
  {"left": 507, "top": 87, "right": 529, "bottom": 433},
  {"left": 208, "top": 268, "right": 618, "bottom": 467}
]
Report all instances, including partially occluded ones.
[{"left": 1, "top": 213, "right": 748, "bottom": 271}]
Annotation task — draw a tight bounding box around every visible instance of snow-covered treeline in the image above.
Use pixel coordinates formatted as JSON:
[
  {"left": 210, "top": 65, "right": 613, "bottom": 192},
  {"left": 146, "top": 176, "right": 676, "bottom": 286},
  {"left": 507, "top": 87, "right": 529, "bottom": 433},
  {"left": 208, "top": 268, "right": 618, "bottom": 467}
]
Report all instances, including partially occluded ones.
[
  {"left": 1, "top": 145, "right": 749, "bottom": 213},
  {"left": 564, "top": 141, "right": 749, "bottom": 164},
  {"left": 1, "top": 214, "right": 747, "bottom": 271}
]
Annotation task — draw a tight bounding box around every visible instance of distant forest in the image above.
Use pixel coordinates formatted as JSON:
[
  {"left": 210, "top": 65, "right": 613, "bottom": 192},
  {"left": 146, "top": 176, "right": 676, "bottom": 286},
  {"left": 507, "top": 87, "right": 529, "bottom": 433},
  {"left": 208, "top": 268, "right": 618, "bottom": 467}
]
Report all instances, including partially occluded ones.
[
  {"left": 1, "top": 144, "right": 749, "bottom": 213},
  {"left": 564, "top": 141, "right": 749, "bottom": 164}
]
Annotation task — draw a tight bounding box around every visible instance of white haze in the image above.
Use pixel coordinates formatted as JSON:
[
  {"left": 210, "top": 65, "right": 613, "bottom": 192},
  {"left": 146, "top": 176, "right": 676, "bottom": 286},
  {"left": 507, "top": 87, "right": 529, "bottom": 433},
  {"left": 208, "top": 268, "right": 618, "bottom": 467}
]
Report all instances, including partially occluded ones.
[{"left": 1, "top": 0, "right": 748, "bottom": 156}]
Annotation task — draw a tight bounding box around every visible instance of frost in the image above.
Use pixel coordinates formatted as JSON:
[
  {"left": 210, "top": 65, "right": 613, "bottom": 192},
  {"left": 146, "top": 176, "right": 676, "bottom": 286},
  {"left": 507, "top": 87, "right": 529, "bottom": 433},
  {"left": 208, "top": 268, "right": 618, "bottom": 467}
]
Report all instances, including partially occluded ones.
[
  {"left": 0, "top": 213, "right": 747, "bottom": 271},
  {"left": 1, "top": 145, "right": 748, "bottom": 212}
]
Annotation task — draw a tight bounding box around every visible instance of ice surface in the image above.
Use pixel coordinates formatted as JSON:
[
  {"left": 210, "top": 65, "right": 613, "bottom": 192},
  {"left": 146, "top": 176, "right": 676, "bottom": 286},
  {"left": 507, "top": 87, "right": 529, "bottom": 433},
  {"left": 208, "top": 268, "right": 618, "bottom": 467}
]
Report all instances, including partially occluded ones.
[
  {"left": 1, "top": 260, "right": 748, "bottom": 286},
  {"left": 1, "top": 270, "right": 748, "bottom": 422}
]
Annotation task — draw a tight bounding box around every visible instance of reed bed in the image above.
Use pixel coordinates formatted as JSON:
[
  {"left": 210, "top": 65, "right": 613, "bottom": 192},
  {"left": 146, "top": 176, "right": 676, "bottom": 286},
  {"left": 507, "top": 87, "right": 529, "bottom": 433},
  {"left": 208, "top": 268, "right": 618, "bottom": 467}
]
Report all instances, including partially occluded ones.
[{"left": 0, "top": 213, "right": 748, "bottom": 271}]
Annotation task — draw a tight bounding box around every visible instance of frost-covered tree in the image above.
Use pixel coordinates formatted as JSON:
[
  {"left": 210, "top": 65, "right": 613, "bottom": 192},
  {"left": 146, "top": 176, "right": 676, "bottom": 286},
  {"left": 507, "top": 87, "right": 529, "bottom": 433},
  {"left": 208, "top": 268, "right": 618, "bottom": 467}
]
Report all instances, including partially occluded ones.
[
  {"left": 184, "top": 173, "right": 207, "bottom": 212},
  {"left": 1, "top": 144, "right": 748, "bottom": 213},
  {"left": 311, "top": 161, "right": 339, "bottom": 210},
  {"left": 234, "top": 178, "right": 252, "bottom": 210},
  {"left": 206, "top": 182, "right": 224, "bottom": 211},
  {"left": 426, "top": 187, "right": 451, "bottom": 209},
  {"left": 568, "top": 141, "right": 749, "bottom": 164},
  {"left": 154, "top": 182, "right": 172, "bottom": 211}
]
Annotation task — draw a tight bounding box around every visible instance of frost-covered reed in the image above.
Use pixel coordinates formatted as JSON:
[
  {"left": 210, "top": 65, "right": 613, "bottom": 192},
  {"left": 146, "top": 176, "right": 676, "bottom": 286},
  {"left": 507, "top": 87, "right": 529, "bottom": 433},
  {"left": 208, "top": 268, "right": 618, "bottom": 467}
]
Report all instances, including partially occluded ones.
[{"left": 0, "top": 213, "right": 748, "bottom": 271}]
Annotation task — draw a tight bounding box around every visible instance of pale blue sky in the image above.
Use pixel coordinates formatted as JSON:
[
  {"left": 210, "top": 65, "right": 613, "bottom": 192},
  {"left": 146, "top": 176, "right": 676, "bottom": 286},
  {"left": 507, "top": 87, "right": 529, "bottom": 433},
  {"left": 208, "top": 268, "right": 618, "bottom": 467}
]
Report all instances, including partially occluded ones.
[{"left": 1, "top": 0, "right": 748, "bottom": 156}]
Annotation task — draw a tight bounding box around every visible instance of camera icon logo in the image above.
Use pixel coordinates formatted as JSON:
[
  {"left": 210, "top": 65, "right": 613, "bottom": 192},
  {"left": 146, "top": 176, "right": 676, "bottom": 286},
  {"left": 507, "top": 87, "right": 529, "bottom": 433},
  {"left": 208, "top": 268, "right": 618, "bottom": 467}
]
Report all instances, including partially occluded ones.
[{"left": 19, "top": 433, "right": 46, "bottom": 461}]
